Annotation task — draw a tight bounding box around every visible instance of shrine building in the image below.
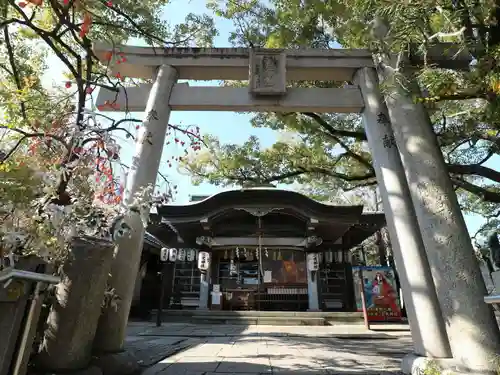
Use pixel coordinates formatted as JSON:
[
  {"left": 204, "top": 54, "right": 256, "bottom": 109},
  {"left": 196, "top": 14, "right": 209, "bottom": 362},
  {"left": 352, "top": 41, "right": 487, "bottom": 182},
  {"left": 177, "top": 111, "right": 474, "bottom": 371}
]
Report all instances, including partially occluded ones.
[{"left": 131, "top": 187, "right": 386, "bottom": 318}]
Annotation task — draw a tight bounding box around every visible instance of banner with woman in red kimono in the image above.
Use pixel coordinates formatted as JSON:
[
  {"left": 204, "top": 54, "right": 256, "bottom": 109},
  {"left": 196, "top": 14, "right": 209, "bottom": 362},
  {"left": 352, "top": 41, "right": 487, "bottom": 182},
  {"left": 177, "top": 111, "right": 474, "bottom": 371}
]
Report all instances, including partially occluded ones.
[{"left": 352, "top": 266, "right": 402, "bottom": 322}]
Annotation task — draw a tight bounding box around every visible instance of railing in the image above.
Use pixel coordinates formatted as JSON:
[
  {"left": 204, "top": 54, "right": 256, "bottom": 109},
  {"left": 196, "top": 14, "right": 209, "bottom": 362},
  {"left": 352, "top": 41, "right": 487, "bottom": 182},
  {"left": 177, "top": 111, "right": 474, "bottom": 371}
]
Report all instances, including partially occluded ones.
[
  {"left": 0, "top": 267, "right": 60, "bottom": 285},
  {"left": 0, "top": 266, "right": 60, "bottom": 375}
]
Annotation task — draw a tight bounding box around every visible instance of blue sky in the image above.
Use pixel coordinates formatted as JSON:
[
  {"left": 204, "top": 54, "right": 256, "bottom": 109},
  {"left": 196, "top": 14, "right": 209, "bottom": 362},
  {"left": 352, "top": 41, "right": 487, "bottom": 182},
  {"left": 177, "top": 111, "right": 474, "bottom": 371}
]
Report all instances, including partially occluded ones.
[
  {"left": 117, "top": 0, "right": 278, "bottom": 203},
  {"left": 42, "top": 0, "right": 497, "bottom": 237}
]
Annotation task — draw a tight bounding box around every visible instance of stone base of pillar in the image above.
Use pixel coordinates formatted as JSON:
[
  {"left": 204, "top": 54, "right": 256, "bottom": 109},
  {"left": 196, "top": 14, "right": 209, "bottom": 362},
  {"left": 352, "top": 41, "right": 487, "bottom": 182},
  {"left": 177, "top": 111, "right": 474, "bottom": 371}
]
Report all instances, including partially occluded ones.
[
  {"left": 401, "top": 353, "right": 497, "bottom": 375},
  {"left": 65, "top": 366, "right": 103, "bottom": 375},
  {"left": 491, "top": 270, "right": 500, "bottom": 293},
  {"left": 91, "top": 350, "right": 140, "bottom": 375}
]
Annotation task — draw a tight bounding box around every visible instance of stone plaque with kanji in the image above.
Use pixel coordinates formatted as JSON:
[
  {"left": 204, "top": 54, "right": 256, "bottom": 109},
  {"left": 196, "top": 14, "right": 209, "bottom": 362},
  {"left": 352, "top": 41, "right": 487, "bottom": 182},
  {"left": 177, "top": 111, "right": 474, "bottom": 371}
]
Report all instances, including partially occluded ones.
[{"left": 249, "top": 49, "right": 287, "bottom": 96}]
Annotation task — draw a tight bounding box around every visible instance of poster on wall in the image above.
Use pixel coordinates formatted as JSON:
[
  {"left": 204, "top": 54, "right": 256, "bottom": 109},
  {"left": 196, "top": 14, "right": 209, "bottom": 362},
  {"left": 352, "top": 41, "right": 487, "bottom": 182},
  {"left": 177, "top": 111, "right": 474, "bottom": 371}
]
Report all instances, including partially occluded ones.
[
  {"left": 262, "top": 260, "right": 307, "bottom": 283},
  {"left": 351, "top": 266, "right": 402, "bottom": 322}
]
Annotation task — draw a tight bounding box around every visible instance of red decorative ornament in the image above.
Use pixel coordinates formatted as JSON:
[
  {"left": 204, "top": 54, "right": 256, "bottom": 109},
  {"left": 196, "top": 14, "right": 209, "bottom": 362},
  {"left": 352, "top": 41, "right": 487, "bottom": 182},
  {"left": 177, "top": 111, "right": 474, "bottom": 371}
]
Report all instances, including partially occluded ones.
[
  {"left": 86, "top": 87, "right": 94, "bottom": 94},
  {"left": 106, "top": 1, "right": 112, "bottom": 6},
  {"left": 65, "top": 81, "right": 72, "bottom": 88},
  {"left": 18, "top": 2, "right": 27, "bottom": 7}
]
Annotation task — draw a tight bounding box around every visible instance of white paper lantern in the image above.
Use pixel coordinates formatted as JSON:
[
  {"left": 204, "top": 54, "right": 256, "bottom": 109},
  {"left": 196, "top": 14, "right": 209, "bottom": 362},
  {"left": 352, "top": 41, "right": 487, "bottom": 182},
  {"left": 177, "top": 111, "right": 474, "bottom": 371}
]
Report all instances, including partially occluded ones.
[
  {"left": 160, "top": 247, "right": 178, "bottom": 262},
  {"left": 178, "top": 248, "right": 186, "bottom": 262},
  {"left": 229, "top": 259, "right": 237, "bottom": 275},
  {"left": 160, "top": 247, "right": 169, "bottom": 262},
  {"left": 307, "top": 253, "right": 319, "bottom": 271},
  {"left": 198, "top": 251, "right": 210, "bottom": 271},
  {"left": 168, "top": 248, "right": 178, "bottom": 262},
  {"left": 186, "top": 249, "right": 195, "bottom": 262}
]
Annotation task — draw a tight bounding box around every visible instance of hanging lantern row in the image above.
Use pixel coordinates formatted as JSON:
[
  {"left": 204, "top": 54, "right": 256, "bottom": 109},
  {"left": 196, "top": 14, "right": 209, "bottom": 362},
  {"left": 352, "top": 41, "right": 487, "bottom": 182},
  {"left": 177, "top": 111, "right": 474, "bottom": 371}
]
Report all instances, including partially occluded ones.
[
  {"left": 162, "top": 247, "right": 333, "bottom": 264},
  {"left": 161, "top": 247, "right": 273, "bottom": 263},
  {"left": 160, "top": 248, "right": 198, "bottom": 263},
  {"left": 160, "top": 248, "right": 211, "bottom": 271},
  {"left": 223, "top": 247, "right": 271, "bottom": 260}
]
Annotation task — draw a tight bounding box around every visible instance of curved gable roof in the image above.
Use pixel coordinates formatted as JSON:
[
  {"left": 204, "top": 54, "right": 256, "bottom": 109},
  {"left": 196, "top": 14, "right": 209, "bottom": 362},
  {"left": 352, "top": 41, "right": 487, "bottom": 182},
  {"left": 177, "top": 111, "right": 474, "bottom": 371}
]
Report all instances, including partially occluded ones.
[{"left": 156, "top": 188, "right": 364, "bottom": 223}]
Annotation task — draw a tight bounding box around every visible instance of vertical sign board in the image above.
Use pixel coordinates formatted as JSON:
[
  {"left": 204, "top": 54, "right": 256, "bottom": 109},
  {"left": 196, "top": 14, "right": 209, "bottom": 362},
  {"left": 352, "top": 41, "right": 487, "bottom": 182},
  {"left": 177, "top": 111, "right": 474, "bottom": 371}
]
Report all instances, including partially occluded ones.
[{"left": 351, "top": 265, "right": 402, "bottom": 322}]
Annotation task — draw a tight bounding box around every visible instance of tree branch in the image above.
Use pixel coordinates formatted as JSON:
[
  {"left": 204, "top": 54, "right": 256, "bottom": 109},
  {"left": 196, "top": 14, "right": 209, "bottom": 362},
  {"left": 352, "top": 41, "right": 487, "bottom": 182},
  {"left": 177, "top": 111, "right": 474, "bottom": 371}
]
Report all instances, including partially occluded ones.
[
  {"left": 448, "top": 164, "right": 500, "bottom": 183},
  {"left": 212, "top": 167, "right": 376, "bottom": 186},
  {"left": 0, "top": 126, "right": 70, "bottom": 162},
  {"left": 3, "top": 25, "right": 28, "bottom": 122},
  {"left": 302, "top": 112, "right": 367, "bottom": 141},
  {"left": 452, "top": 178, "right": 500, "bottom": 203}
]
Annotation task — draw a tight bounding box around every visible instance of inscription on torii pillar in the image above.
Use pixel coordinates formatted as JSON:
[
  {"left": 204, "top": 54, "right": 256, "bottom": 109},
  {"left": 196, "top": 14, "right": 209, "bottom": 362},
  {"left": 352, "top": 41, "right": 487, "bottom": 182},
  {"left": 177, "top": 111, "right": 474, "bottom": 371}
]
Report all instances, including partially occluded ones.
[{"left": 249, "top": 49, "right": 287, "bottom": 96}]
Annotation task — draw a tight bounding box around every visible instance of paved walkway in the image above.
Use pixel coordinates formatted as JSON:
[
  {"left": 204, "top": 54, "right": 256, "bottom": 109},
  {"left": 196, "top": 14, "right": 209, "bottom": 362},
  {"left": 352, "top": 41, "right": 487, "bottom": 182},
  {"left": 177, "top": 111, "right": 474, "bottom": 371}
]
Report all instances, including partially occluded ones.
[{"left": 125, "top": 323, "right": 413, "bottom": 375}]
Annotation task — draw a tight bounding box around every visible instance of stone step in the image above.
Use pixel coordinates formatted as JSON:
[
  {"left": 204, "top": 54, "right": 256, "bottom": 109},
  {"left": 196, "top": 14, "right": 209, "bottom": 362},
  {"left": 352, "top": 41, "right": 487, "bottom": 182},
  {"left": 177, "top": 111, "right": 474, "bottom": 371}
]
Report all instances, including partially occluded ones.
[
  {"left": 161, "top": 314, "right": 327, "bottom": 326},
  {"left": 154, "top": 310, "right": 365, "bottom": 326},
  {"left": 161, "top": 309, "right": 363, "bottom": 319}
]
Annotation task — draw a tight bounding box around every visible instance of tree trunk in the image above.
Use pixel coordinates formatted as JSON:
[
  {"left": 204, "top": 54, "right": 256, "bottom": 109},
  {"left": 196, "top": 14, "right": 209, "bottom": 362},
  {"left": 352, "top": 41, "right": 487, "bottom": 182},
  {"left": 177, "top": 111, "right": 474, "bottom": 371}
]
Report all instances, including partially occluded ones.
[{"left": 36, "top": 236, "right": 114, "bottom": 372}]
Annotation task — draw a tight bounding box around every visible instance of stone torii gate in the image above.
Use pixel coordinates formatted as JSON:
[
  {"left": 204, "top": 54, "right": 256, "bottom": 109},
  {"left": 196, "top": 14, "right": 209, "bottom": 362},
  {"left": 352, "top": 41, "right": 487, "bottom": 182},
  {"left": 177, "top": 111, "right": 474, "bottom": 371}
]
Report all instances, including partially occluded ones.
[{"left": 93, "top": 42, "right": 500, "bottom": 374}]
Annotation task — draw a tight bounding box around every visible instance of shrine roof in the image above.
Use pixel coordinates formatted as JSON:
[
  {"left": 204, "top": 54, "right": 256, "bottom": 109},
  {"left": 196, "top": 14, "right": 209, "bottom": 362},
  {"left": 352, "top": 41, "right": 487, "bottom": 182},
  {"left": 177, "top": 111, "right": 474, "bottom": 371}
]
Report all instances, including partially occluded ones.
[
  {"left": 346, "top": 212, "right": 386, "bottom": 247},
  {"left": 147, "top": 189, "right": 386, "bottom": 249},
  {"left": 144, "top": 231, "right": 167, "bottom": 249},
  {"left": 156, "top": 188, "right": 364, "bottom": 223}
]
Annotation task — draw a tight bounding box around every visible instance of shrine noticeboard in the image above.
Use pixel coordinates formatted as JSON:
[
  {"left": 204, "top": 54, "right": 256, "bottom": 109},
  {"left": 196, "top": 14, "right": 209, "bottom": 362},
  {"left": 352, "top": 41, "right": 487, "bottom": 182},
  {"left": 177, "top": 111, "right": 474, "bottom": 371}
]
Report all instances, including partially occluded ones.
[{"left": 352, "top": 266, "right": 402, "bottom": 322}]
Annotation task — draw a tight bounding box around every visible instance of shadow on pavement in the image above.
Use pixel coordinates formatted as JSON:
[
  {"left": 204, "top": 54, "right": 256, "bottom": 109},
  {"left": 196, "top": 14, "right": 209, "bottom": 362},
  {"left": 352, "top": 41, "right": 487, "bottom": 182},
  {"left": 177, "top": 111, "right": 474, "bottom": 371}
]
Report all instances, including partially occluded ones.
[{"left": 137, "top": 327, "right": 412, "bottom": 375}]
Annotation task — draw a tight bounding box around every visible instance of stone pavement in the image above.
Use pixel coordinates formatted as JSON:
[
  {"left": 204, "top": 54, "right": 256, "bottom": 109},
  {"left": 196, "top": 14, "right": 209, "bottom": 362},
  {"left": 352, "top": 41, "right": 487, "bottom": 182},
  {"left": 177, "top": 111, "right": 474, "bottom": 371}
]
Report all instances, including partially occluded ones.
[{"left": 125, "top": 322, "right": 413, "bottom": 375}]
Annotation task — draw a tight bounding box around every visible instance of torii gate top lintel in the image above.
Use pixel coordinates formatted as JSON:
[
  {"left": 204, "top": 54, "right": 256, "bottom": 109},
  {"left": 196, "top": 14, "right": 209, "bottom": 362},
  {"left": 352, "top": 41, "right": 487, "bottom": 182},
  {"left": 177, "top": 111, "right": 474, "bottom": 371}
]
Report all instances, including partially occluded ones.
[
  {"left": 94, "top": 42, "right": 471, "bottom": 114},
  {"left": 93, "top": 42, "right": 471, "bottom": 81}
]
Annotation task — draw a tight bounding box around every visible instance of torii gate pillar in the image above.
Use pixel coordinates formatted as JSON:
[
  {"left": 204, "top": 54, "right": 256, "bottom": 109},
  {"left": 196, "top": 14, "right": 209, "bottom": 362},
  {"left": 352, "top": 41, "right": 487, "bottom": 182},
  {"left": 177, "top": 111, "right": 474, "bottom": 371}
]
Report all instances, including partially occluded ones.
[
  {"left": 93, "top": 64, "right": 178, "bottom": 353},
  {"left": 354, "top": 67, "right": 451, "bottom": 358},
  {"left": 376, "top": 51, "right": 500, "bottom": 373}
]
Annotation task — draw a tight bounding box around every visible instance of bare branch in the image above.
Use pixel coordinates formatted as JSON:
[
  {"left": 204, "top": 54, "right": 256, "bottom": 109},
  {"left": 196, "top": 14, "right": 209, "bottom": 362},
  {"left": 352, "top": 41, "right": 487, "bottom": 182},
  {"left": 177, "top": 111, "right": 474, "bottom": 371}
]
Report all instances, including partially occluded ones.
[
  {"left": 0, "top": 126, "right": 70, "bottom": 162},
  {"left": 3, "top": 25, "right": 28, "bottom": 122}
]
